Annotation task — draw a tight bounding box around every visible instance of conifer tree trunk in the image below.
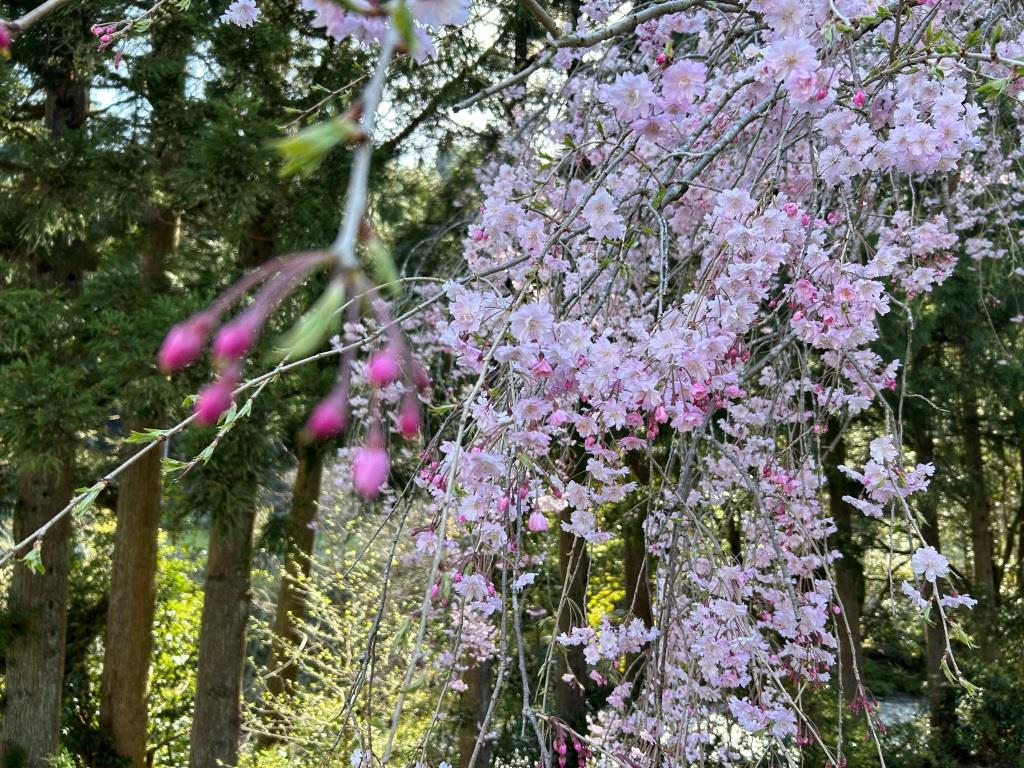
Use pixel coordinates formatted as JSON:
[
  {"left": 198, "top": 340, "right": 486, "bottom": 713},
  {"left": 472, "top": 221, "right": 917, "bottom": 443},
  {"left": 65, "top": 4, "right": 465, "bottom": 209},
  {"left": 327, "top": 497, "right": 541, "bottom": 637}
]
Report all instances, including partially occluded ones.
[
  {"left": 99, "top": 434, "right": 163, "bottom": 767},
  {"left": 962, "top": 390, "right": 997, "bottom": 661},
  {"left": 189, "top": 220, "right": 274, "bottom": 768},
  {"left": 266, "top": 446, "right": 324, "bottom": 700},
  {"left": 100, "top": 20, "right": 187, "bottom": 762},
  {"left": 456, "top": 659, "right": 493, "bottom": 768},
  {"left": 2, "top": 458, "right": 75, "bottom": 768},
  {"left": 554, "top": 506, "right": 589, "bottom": 767},
  {"left": 189, "top": 494, "right": 258, "bottom": 768},
  {"left": 2, "top": 63, "right": 88, "bottom": 767},
  {"left": 826, "top": 438, "right": 865, "bottom": 703},
  {"left": 908, "top": 424, "right": 958, "bottom": 757}
]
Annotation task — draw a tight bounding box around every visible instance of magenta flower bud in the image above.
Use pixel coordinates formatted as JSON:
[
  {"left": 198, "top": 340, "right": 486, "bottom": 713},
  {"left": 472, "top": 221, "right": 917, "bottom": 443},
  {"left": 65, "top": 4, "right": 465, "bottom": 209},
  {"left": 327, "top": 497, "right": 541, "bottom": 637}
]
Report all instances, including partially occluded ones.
[
  {"left": 527, "top": 510, "right": 549, "bottom": 533},
  {"left": 353, "top": 444, "right": 390, "bottom": 498},
  {"left": 0, "top": 23, "right": 11, "bottom": 56},
  {"left": 367, "top": 349, "right": 401, "bottom": 388},
  {"left": 307, "top": 394, "right": 347, "bottom": 440},
  {"left": 194, "top": 380, "right": 234, "bottom": 426},
  {"left": 497, "top": 495, "right": 510, "bottom": 513},
  {"left": 853, "top": 89, "right": 866, "bottom": 107},
  {"left": 409, "top": 362, "right": 431, "bottom": 391},
  {"left": 158, "top": 321, "right": 206, "bottom": 372},
  {"left": 431, "top": 583, "right": 440, "bottom": 599},
  {"left": 213, "top": 314, "right": 258, "bottom": 361},
  {"left": 397, "top": 395, "right": 422, "bottom": 438}
]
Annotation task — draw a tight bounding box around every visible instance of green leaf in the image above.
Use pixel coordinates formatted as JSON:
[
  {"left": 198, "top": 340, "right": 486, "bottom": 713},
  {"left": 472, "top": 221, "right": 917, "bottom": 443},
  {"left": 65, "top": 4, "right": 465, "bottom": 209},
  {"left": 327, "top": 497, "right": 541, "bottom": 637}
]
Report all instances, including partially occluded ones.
[
  {"left": 275, "top": 278, "right": 346, "bottom": 361},
  {"left": 22, "top": 546, "right": 45, "bottom": 575},
  {"left": 977, "top": 77, "right": 1010, "bottom": 101},
  {"left": 392, "top": 0, "right": 418, "bottom": 56},
  {"left": 272, "top": 118, "right": 360, "bottom": 178},
  {"left": 366, "top": 236, "right": 400, "bottom": 296},
  {"left": 405, "top": 671, "right": 427, "bottom": 692},
  {"left": 125, "top": 428, "right": 168, "bottom": 444},
  {"left": 161, "top": 457, "right": 188, "bottom": 475},
  {"left": 940, "top": 657, "right": 957, "bottom": 685},
  {"left": 74, "top": 483, "right": 103, "bottom": 515},
  {"left": 392, "top": 616, "right": 413, "bottom": 649}
]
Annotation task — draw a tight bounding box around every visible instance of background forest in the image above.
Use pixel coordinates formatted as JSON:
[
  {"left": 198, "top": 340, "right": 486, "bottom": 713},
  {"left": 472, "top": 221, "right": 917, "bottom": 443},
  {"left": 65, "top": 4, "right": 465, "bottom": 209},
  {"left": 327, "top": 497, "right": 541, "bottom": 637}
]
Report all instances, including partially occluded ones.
[{"left": 1, "top": 1, "right": 1024, "bottom": 768}]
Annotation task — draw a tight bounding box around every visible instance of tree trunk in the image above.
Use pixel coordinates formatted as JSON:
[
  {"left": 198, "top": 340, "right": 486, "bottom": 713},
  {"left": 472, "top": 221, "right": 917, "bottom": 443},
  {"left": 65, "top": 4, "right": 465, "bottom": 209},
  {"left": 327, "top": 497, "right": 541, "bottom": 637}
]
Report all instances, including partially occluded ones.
[
  {"left": 908, "top": 424, "right": 959, "bottom": 757},
  {"left": 99, "top": 436, "right": 163, "bottom": 767},
  {"left": 3, "top": 61, "right": 88, "bottom": 766},
  {"left": 456, "top": 659, "right": 492, "bottom": 768},
  {"left": 2, "top": 459, "right": 75, "bottom": 768},
  {"left": 554, "top": 506, "right": 589, "bottom": 767},
  {"left": 99, "top": 18, "right": 187, "bottom": 760},
  {"left": 262, "top": 445, "right": 324, "bottom": 737},
  {"left": 189, "top": 219, "right": 274, "bottom": 768},
  {"left": 188, "top": 499, "right": 258, "bottom": 768},
  {"left": 962, "top": 390, "right": 998, "bottom": 662},
  {"left": 826, "top": 437, "right": 865, "bottom": 703}
]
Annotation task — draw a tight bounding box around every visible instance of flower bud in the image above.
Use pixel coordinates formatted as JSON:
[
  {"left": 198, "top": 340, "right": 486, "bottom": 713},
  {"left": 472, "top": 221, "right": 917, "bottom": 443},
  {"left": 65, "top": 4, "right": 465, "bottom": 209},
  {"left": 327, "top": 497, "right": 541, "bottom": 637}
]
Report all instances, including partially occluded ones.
[
  {"left": 397, "top": 395, "right": 422, "bottom": 438},
  {"left": 353, "top": 444, "right": 390, "bottom": 498},
  {"left": 194, "top": 380, "right": 234, "bottom": 426},
  {"left": 367, "top": 349, "right": 401, "bottom": 388},
  {"left": 158, "top": 321, "right": 206, "bottom": 372},
  {"left": 409, "top": 361, "right": 431, "bottom": 391},
  {"left": 0, "top": 24, "right": 11, "bottom": 58},
  {"left": 853, "top": 89, "right": 866, "bottom": 107},
  {"left": 213, "top": 313, "right": 258, "bottom": 361},
  {"left": 307, "top": 394, "right": 347, "bottom": 440},
  {"left": 527, "top": 510, "right": 549, "bottom": 533}
]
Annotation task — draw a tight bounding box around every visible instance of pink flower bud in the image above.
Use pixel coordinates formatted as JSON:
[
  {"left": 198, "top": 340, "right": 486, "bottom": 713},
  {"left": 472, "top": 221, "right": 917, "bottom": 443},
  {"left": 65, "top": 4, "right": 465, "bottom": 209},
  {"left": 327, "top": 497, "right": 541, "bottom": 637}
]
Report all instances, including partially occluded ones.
[
  {"left": 532, "top": 358, "right": 553, "bottom": 378},
  {"left": 213, "top": 314, "right": 258, "bottom": 361},
  {"left": 655, "top": 52, "right": 667, "bottom": 66},
  {"left": 353, "top": 444, "right": 390, "bottom": 498},
  {"left": 307, "top": 394, "right": 347, "bottom": 440},
  {"left": 194, "top": 380, "right": 234, "bottom": 426},
  {"left": 158, "top": 321, "right": 206, "bottom": 372},
  {"left": 398, "top": 395, "right": 421, "bottom": 438},
  {"left": 853, "top": 89, "right": 866, "bottom": 107},
  {"left": 0, "top": 23, "right": 11, "bottom": 56},
  {"left": 367, "top": 349, "right": 401, "bottom": 388},
  {"left": 409, "top": 362, "right": 431, "bottom": 390},
  {"left": 431, "top": 583, "right": 440, "bottom": 599},
  {"left": 527, "top": 510, "right": 549, "bottom": 533},
  {"left": 497, "top": 495, "right": 510, "bottom": 513}
]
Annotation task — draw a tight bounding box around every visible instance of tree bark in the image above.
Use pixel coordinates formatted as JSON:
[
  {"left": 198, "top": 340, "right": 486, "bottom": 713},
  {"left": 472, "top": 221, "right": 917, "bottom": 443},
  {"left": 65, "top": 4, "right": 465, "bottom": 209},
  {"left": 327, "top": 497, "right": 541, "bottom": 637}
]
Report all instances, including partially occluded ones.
[
  {"left": 2, "top": 459, "right": 75, "bottom": 768},
  {"left": 264, "top": 446, "right": 324, "bottom": 710},
  {"left": 99, "top": 435, "right": 163, "bottom": 767},
  {"left": 554, "top": 506, "right": 589, "bottom": 767},
  {"left": 826, "top": 439, "right": 865, "bottom": 704},
  {"left": 456, "top": 659, "right": 492, "bottom": 768},
  {"left": 99, "top": 19, "right": 187, "bottom": 761},
  {"left": 908, "top": 424, "right": 959, "bottom": 757},
  {"left": 962, "top": 389, "right": 998, "bottom": 662},
  {"left": 189, "top": 218, "right": 275, "bottom": 768},
  {"left": 2, "top": 57, "right": 88, "bottom": 767},
  {"left": 188, "top": 499, "right": 258, "bottom": 768}
]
